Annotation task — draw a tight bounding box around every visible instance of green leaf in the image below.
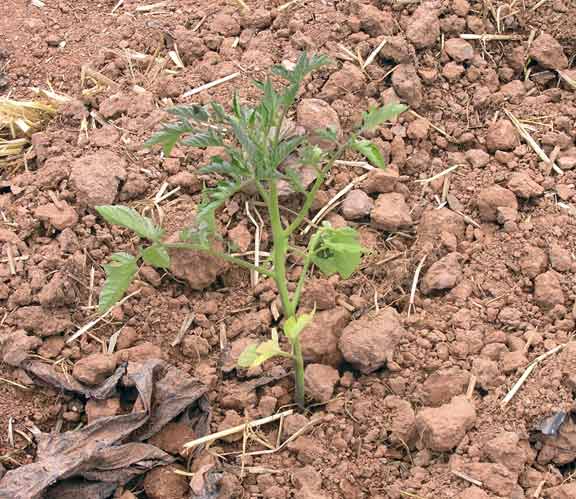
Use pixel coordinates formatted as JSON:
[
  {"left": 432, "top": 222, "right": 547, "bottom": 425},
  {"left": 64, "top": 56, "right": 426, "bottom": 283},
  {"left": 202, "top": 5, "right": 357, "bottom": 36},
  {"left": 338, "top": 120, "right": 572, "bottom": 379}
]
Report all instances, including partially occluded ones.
[
  {"left": 351, "top": 138, "right": 385, "bottom": 169},
  {"left": 96, "top": 205, "right": 164, "bottom": 242},
  {"left": 237, "top": 329, "right": 289, "bottom": 368},
  {"left": 167, "top": 104, "right": 210, "bottom": 123},
  {"left": 99, "top": 253, "right": 138, "bottom": 313},
  {"left": 141, "top": 244, "right": 170, "bottom": 269},
  {"left": 145, "top": 122, "right": 194, "bottom": 156},
  {"left": 181, "top": 129, "right": 224, "bottom": 148},
  {"left": 311, "top": 225, "right": 365, "bottom": 279},
  {"left": 284, "top": 310, "right": 315, "bottom": 343},
  {"left": 361, "top": 103, "right": 408, "bottom": 133},
  {"left": 315, "top": 126, "right": 339, "bottom": 144}
]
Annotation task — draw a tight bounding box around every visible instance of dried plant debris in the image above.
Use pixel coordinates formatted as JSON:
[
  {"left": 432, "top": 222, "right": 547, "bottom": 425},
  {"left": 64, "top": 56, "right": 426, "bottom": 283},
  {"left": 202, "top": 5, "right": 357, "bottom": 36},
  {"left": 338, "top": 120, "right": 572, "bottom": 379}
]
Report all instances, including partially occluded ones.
[{"left": 0, "top": 359, "right": 209, "bottom": 499}]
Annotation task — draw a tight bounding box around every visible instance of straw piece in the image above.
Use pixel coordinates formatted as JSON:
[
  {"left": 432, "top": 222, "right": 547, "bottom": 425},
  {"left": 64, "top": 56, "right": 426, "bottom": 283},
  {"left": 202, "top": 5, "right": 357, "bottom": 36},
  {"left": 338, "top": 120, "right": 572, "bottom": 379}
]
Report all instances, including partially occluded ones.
[
  {"left": 501, "top": 342, "right": 566, "bottom": 407},
  {"left": 66, "top": 290, "right": 142, "bottom": 344},
  {"left": 408, "top": 255, "right": 427, "bottom": 317},
  {"left": 362, "top": 38, "right": 388, "bottom": 70},
  {"left": 558, "top": 71, "right": 576, "bottom": 90},
  {"left": 182, "top": 73, "right": 241, "bottom": 98},
  {"left": 503, "top": 109, "right": 563, "bottom": 175},
  {"left": 135, "top": 1, "right": 168, "bottom": 12},
  {"left": 278, "top": 0, "right": 304, "bottom": 11},
  {"left": 302, "top": 173, "right": 369, "bottom": 235},
  {"left": 460, "top": 33, "right": 523, "bottom": 41},
  {"left": 452, "top": 470, "right": 483, "bottom": 487},
  {"left": 183, "top": 409, "right": 294, "bottom": 449},
  {"left": 415, "top": 165, "right": 460, "bottom": 184}
]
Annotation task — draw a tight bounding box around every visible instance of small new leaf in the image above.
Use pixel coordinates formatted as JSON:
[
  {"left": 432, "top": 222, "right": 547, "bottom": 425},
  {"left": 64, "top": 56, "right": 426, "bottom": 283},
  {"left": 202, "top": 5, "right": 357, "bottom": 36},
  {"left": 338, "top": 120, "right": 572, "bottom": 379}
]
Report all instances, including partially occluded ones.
[
  {"left": 99, "top": 253, "right": 138, "bottom": 313},
  {"left": 361, "top": 103, "right": 407, "bottom": 133},
  {"left": 145, "top": 122, "right": 193, "bottom": 156},
  {"left": 140, "top": 244, "right": 170, "bottom": 269},
  {"left": 96, "top": 205, "right": 164, "bottom": 242},
  {"left": 311, "top": 225, "right": 365, "bottom": 279},
  {"left": 351, "top": 137, "right": 385, "bottom": 169},
  {"left": 284, "top": 310, "right": 315, "bottom": 343},
  {"left": 237, "top": 329, "right": 289, "bottom": 368}
]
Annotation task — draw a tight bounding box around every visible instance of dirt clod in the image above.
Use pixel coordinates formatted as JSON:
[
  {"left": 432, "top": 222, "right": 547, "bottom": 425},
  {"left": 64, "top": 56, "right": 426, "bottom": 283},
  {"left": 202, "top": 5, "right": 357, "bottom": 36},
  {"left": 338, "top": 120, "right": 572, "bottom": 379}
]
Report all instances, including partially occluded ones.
[
  {"left": 529, "top": 32, "right": 569, "bottom": 70},
  {"left": 304, "top": 364, "right": 339, "bottom": 402},
  {"left": 72, "top": 353, "right": 118, "bottom": 386}
]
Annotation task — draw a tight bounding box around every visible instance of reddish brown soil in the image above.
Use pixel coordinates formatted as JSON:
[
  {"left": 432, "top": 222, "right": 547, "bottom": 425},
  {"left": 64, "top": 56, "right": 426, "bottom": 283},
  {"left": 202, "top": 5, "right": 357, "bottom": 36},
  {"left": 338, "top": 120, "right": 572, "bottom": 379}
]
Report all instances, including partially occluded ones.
[{"left": 2, "top": 0, "right": 576, "bottom": 498}]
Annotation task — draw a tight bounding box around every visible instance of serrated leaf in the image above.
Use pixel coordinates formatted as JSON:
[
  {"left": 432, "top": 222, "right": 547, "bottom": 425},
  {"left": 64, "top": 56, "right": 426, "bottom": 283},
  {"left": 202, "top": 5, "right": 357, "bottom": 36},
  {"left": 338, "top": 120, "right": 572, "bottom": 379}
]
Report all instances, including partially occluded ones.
[
  {"left": 140, "top": 244, "right": 170, "bottom": 269},
  {"left": 361, "top": 103, "right": 407, "bottom": 132},
  {"left": 237, "top": 330, "right": 288, "bottom": 368},
  {"left": 96, "top": 205, "right": 164, "bottom": 242},
  {"left": 315, "top": 126, "right": 338, "bottom": 144},
  {"left": 167, "top": 104, "right": 210, "bottom": 123},
  {"left": 351, "top": 138, "right": 385, "bottom": 169},
  {"left": 284, "top": 310, "right": 315, "bottom": 343},
  {"left": 311, "top": 225, "right": 365, "bottom": 279},
  {"left": 182, "top": 129, "right": 224, "bottom": 148},
  {"left": 99, "top": 253, "right": 138, "bottom": 313},
  {"left": 145, "top": 122, "right": 194, "bottom": 156}
]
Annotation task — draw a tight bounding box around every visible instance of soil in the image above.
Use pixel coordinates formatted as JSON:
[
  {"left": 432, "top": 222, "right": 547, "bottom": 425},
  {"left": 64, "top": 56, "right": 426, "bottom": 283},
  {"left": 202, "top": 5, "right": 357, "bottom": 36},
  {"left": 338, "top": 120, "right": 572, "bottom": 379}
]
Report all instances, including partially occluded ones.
[{"left": 1, "top": 0, "right": 576, "bottom": 498}]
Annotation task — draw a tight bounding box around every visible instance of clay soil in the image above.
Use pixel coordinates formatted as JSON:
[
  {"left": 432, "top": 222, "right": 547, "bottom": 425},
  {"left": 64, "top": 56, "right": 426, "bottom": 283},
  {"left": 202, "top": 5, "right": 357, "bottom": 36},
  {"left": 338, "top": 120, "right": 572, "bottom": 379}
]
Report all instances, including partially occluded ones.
[{"left": 2, "top": 0, "right": 576, "bottom": 498}]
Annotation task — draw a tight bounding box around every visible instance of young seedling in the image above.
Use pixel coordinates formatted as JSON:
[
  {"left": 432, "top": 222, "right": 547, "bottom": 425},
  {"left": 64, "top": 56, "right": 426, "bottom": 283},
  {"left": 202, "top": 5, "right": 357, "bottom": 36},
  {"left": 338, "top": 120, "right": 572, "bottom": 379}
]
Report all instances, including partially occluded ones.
[{"left": 95, "top": 53, "right": 406, "bottom": 408}]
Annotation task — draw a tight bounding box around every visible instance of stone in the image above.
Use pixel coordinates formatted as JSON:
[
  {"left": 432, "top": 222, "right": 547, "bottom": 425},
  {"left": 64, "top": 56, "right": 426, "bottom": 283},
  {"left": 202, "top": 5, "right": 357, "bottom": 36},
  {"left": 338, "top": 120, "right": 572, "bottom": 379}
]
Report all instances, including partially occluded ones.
[
  {"left": 297, "top": 99, "right": 342, "bottom": 148},
  {"left": 357, "top": 4, "right": 395, "bottom": 36},
  {"left": 38, "top": 336, "right": 65, "bottom": 359},
  {"left": 421, "top": 253, "right": 462, "bottom": 295},
  {"left": 143, "top": 466, "right": 189, "bottom": 499},
  {"left": 72, "top": 353, "right": 118, "bottom": 386},
  {"left": 507, "top": 172, "right": 544, "bottom": 199},
  {"left": 529, "top": 32, "right": 568, "bottom": 70},
  {"left": 465, "top": 149, "right": 490, "bottom": 168},
  {"left": 212, "top": 13, "right": 241, "bottom": 36},
  {"left": 342, "top": 190, "right": 374, "bottom": 220},
  {"left": 218, "top": 410, "right": 244, "bottom": 443},
  {"left": 416, "top": 396, "right": 476, "bottom": 452},
  {"left": 460, "top": 486, "right": 489, "bottom": 499},
  {"left": 34, "top": 202, "right": 78, "bottom": 230},
  {"left": 534, "top": 271, "right": 564, "bottom": 309},
  {"left": 304, "top": 364, "right": 340, "bottom": 402},
  {"left": 519, "top": 245, "right": 548, "bottom": 278},
  {"left": 418, "top": 208, "right": 465, "bottom": 241},
  {"left": 392, "top": 64, "right": 423, "bottom": 108},
  {"left": 486, "top": 120, "right": 518, "bottom": 151},
  {"left": 361, "top": 168, "right": 399, "bottom": 194},
  {"left": 406, "top": 5, "right": 440, "bottom": 49},
  {"left": 483, "top": 431, "right": 528, "bottom": 473},
  {"left": 168, "top": 242, "right": 228, "bottom": 290},
  {"left": 300, "top": 279, "right": 337, "bottom": 311},
  {"left": 0, "top": 330, "right": 42, "bottom": 367},
  {"left": 70, "top": 152, "right": 127, "bottom": 207},
  {"left": 13, "top": 306, "right": 72, "bottom": 337},
  {"left": 371, "top": 192, "right": 412, "bottom": 231},
  {"left": 545, "top": 483, "right": 576, "bottom": 499},
  {"left": 148, "top": 422, "right": 196, "bottom": 455},
  {"left": 452, "top": 461, "right": 517, "bottom": 497},
  {"left": 421, "top": 368, "right": 470, "bottom": 406},
  {"left": 384, "top": 395, "right": 417, "bottom": 445},
  {"left": 476, "top": 185, "right": 518, "bottom": 222},
  {"left": 501, "top": 350, "right": 527, "bottom": 374},
  {"left": 85, "top": 397, "right": 121, "bottom": 424},
  {"left": 549, "top": 245, "right": 572, "bottom": 272},
  {"left": 338, "top": 308, "right": 404, "bottom": 374},
  {"left": 300, "top": 308, "right": 350, "bottom": 366},
  {"left": 319, "top": 63, "right": 365, "bottom": 102},
  {"left": 115, "top": 342, "right": 164, "bottom": 363},
  {"left": 444, "top": 38, "right": 474, "bottom": 62},
  {"left": 228, "top": 222, "right": 252, "bottom": 252}
]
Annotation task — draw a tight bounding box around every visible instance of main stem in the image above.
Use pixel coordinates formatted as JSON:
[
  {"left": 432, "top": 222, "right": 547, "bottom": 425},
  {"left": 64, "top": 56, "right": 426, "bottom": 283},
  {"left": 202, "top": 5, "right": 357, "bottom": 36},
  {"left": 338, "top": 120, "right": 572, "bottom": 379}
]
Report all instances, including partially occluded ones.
[{"left": 268, "top": 181, "right": 307, "bottom": 407}]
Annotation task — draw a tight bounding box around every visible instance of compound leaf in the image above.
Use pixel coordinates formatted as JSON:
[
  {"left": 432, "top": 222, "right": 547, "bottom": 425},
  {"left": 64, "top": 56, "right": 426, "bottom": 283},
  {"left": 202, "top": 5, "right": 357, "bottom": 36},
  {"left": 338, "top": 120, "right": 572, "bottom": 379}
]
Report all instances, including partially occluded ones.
[
  {"left": 311, "top": 225, "right": 365, "bottom": 279},
  {"left": 361, "top": 103, "right": 407, "bottom": 133},
  {"left": 96, "top": 205, "right": 163, "bottom": 242},
  {"left": 284, "top": 310, "right": 315, "bottom": 343},
  {"left": 99, "top": 253, "right": 138, "bottom": 313},
  {"left": 237, "top": 329, "right": 288, "bottom": 368},
  {"left": 145, "top": 122, "right": 193, "bottom": 156},
  {"left": 140, "top": 244, "right": 170, "bottom": 269},
  {"left": 351, "top": 137, "right": 385, "bottom": 169}
]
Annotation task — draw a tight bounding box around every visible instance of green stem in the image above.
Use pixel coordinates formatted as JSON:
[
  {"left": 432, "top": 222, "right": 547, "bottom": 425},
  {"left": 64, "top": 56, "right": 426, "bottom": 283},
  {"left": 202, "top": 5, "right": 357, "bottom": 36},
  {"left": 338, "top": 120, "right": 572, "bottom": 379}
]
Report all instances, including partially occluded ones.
[
  {"left": 292, "top": 338, "right": 306, "bottom": 408},
  {"left": 285, "top": 141, "right": 350, "bottom": 236},
  {"left": 165, "top": 243, "right": 274, "bottom": 279},
  {"left": 292, "top": 232, "right": 319, "bottom": 309}
]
